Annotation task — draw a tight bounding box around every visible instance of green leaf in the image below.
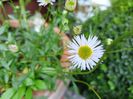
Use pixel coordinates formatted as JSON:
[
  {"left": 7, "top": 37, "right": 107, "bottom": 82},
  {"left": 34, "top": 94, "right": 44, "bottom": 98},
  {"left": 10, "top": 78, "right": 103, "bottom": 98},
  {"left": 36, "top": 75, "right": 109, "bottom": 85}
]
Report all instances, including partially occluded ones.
[
  {"left": 1, "top": 88, "right": 16, "bottom": 99},
  {"left": 0, "top": 44, "right": 7, "bottom": 51},
  {"left": 25, "top": 88, "right": 32, "bottom": 99},
  {"left": 0, "top": 26, "right": 6, "bottom": 35},
  {"left": 41, "top": 67, "right": 57, "bottom": 76},
  {"left": 24, "top": 78, "right": 34, "bottom": 86},
  {"left": 12, "top": 72, "right": 31, "bottom": 88},
  {"left": 4, "top": 72, "right": 9, "bottom": 83},
  {"left": 128, "top": 85, "right": 133, "bottom": 94},
  {"left": 35, "top": 80, "right": 47, "bottom": 90},
  {"left": 100, "top": 64, "right": 107, "bottom": 72},
  {"left": 31, "top": 85, "right": 37, "bottom": 91},
  {"left": 1, "top": 59, "right": 13, "bottom": 70},
  {"left": 72, "top": 81, "right": 79, "bottom": 94},
  {"left": 12, "top": 87, "right": 26, "bottom": 99},
  {"left": 108, "top": 81, "right": 115, "bottom": 90},
  {"left": 7, "top": 33, "right": 13, "bottom": 42}
]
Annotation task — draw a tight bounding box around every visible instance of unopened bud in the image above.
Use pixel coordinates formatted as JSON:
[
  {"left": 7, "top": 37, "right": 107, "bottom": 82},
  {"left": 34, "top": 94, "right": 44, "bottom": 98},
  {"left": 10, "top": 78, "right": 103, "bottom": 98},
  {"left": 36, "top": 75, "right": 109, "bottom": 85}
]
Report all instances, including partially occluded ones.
[
  {"left": 65, "top": 0, "right": 77, "bottom": 11},
  {"left": 73, "top": 25, "right": 82, "bottom": 35},
  {"left": 8, "top": 44, "right": 18, "bottom": 53},
  {"left": 22, "top": 67, "right": 29, "bottom": 74},
  {"left": 106, "top": 38, "right": 113, "bottom": 45},
  {"left": 63, "top": 10, "right": 68, "bottom": 15}
]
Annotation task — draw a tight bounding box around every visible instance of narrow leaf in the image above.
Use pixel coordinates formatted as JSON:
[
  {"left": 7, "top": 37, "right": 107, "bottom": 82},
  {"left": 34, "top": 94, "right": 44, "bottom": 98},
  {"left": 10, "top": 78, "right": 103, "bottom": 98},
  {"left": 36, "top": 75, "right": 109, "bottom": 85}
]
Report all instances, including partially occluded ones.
[
  {"left": 1, "top": 88, "right": 16, "bottom": 99},
  {"left": 35, "top": 80, "right": 47, "bottom": 90},
  {"left": 25, "top": 88, "right": 32, "bottom": 99},
  {"left": 12, "top": 87, "right": 26, "bottom": 99}
]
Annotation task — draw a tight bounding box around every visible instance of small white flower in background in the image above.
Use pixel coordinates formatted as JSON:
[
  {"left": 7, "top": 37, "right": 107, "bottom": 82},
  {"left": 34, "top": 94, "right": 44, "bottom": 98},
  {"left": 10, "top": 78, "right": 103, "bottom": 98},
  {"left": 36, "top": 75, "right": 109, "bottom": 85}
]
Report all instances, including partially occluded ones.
[
  {"left": 75, "top": 0, "right": 111, "bottom": 22},
  {"left": 31, "top": 13, "right": 45, "bottom": 33},
  {"left": 68, "top": 34, "right": 104, "bottom": 70},
  {"left": 8, "top": 44, "right": 18, "bottom": 53},
  {"left": 37, "top": 0, "right": 56, "bottom": 7},
  {"left": 78, "top": 0, "right": 111, "bottom": 10},
  {"left": 33, "top": 18, "right": 44, "bottom": 33},
  {"left": 91, "top": 0, "right": 111, "bottom": 10},
  {"left": 65, "top": 0, "right": 77, "bottom": 11}
]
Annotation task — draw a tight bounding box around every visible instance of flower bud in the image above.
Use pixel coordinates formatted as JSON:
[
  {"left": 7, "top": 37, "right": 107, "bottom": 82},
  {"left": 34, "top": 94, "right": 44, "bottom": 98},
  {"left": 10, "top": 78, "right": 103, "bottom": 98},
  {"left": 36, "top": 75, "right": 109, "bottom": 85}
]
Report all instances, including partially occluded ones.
[
  {"left": 106, "top": 38, "right": 113, "bottom": 45},
  {"left": 63, "top": 10, "right": 68, "bottom": 15},
  {"left": 65, "top": 0, "right": 77, "bottom": 11},
  {"left": 22, "top": 67, "right": 29, "bottom": 74},
  {"left": 8, "top": 44, "right": 18, "bottom": 53},
  {"left": 73, "top": 25, "right": 82, "bottom": 35},
  {"left": 15, "top": 5, "right": 20, "bottom": 10}
]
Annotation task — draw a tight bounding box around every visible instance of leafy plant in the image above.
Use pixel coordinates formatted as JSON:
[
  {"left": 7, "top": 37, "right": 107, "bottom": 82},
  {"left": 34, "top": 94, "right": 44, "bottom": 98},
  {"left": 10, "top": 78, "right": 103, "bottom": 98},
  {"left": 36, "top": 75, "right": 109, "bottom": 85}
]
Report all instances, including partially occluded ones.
[
  {"left": 0, "top": 19, "right": 63, "bottom": 98},
  {"left": 1, "top": 0, "right": 132, "bottom": 99},
  {"left": 76, "top": 0, "right": 133, "bottom": 98}
]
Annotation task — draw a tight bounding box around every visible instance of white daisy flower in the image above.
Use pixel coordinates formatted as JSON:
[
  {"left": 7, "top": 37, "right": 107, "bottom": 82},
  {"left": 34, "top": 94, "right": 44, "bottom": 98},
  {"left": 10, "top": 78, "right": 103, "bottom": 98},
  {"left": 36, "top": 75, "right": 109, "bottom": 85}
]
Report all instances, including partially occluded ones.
[
  {"left": 68, "top": 34, "right": 104, "bottom": 70},
  {"left": 37, "top": 0, "right": 56, "bottom": 7}
]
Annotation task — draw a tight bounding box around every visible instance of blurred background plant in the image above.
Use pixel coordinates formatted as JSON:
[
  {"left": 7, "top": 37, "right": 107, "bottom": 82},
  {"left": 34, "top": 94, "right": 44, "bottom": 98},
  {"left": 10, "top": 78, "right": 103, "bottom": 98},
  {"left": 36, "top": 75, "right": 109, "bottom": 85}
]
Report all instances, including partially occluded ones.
[
  {"left": 0, "top": 17, "right": 64, "bottom": 99},
  {"left": 68, "top": 0, "right": 133, "bottom": 98},
  {"left": 0, "top": 0, "right": 69, "bottom": 98},
  {"left": 0, "top": 0, "right": 133, "bottom": 99}
]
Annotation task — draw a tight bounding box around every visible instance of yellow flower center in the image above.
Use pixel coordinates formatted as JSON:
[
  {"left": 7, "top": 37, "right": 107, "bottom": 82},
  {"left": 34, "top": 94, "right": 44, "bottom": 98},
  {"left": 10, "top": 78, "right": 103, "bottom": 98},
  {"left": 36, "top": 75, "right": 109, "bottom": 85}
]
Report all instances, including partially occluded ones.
[
  {"left": 78, "top": 45, "right": 93, "bottom": 60},
  {"left": 69, "top": 1, "right": 75, "bottom": 6},
  {"left": 45, "top": 0, "right": 50, "bottom": 3}
]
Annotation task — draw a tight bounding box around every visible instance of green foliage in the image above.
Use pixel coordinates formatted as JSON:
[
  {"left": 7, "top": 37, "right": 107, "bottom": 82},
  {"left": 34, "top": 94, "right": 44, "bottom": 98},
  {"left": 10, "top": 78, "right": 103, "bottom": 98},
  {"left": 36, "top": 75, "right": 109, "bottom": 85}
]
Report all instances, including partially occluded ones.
[
  {"left": 0, "top": 88, "right": 16, "bottom": 99},
  {"left": 25, "top": 88, "right": 32, "bottom": 99},
  {"left": 77, "top": 0, "right": 133, "bottom": 98},
  {"left": 12, "top": 87, "right": 26, "bottom": 99},
  {"left": 0, "top": 20, "right": 63, "bottom": 98},
  {"left": 34, "top": 80, "right": 47, "bottom": 90}
]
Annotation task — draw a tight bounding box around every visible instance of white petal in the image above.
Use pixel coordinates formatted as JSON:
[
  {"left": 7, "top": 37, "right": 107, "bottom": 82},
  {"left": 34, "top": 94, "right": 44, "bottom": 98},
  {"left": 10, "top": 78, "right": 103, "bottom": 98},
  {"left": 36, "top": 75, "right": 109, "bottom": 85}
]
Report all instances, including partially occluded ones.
[{"left": 52, "top": 0, "right": 56, "bottom": 2}]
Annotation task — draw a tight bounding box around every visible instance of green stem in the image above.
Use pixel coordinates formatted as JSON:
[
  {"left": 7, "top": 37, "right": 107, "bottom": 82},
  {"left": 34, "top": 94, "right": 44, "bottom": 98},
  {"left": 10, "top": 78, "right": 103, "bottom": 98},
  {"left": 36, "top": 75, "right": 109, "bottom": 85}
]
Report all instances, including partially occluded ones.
[
  {"left": 19, "top": 0, "right": 26, "bottom": 20},
  {"left": 45, "top": 5, "right": 52, "bottom": 22},
  {"left": 0, "top": 13, "right": 4, "bottom": 22},
  {"left": 75, "top": 80, "right": 101, "bottom": 99},
  {"left": 0, "top": 1, "right": 7, "bottom": 20},
  {"left": 106, "top": 47, "right": 133, "bottom": 53},
  {"left": 19, "top": 0, "right": 29, "bottom": 29}
]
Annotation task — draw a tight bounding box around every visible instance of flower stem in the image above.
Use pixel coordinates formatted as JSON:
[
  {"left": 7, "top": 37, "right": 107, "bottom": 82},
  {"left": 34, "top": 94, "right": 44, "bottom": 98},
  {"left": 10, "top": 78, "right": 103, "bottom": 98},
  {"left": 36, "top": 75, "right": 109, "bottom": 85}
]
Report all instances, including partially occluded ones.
[
  {"left": 19, "top": 0, "right": 29, "bottom": 29},
  {"left": 106, "top": 47, "right": 133, "bottom": 53},
  {"left": 75, "top": 80, "right": 101, "bottom": 99},
  {"left": 0, "top": 1, "right": 7, "bottom": 20}
]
